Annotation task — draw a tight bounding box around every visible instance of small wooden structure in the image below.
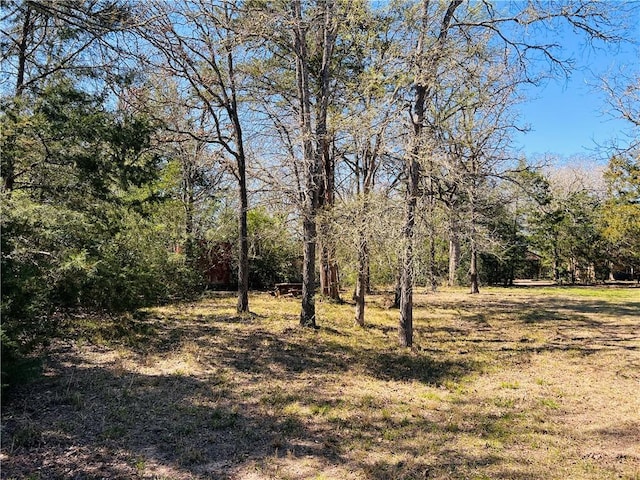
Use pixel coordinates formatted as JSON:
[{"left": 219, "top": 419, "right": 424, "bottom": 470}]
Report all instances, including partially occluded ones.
[
  {"left": 274, "top": 283, "right": 303, "bottom": 297},
  {"left": 199, "top": 241, "right": 233, "bottom": 288}
]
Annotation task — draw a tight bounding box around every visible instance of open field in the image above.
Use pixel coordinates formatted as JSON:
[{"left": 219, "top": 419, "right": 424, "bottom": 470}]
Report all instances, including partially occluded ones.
[{"left": 2, "top": 286, "right": 639, "bottom": 480}]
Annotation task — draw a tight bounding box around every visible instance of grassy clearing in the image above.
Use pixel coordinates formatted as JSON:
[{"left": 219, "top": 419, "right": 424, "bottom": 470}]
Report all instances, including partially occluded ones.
[{"left": 2, "top": 286, "right": 639, "bottom": 479}]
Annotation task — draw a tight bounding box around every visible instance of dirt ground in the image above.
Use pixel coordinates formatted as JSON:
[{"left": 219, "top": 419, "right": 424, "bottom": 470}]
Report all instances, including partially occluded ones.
[{"left": 2, "top": 286, "right": 639, "bottom": 479}]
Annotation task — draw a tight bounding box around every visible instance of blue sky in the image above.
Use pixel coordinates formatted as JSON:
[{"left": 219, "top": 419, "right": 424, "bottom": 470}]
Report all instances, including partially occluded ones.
[{"left": 513, "top": 21, "right": 639, "bottom": 162}]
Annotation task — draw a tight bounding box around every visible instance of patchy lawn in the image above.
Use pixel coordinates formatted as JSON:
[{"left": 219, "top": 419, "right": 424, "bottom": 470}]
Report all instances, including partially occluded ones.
[{"left": 2, "top": 286, "right": 639, "bottom": 480}]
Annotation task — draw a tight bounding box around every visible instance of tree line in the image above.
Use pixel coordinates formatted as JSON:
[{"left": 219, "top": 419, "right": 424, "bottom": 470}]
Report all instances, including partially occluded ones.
[{"left": 2, "top": 0, "right": 639, "bottom": 381}]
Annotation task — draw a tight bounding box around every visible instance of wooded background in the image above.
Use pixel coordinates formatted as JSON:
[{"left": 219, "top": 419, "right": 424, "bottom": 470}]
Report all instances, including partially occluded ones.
[{"left": 2, "top": 0, "right": 639, "bottom": 379}]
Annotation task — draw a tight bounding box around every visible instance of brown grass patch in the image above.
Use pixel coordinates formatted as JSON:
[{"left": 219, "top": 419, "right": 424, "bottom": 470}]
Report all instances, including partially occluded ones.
[{"left": 2, "top": 287, "right": 639, "bottom": 479}]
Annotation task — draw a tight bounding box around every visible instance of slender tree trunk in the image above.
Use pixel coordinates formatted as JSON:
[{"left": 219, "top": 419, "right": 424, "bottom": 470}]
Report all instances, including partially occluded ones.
[
  {"left": 399, "top": 0, "right": 462, "bottom": 346},
  {"left": 399, "top": 151, "right": 420, "bottom": 344},
  {"left": 469, "top": 243, "right": 479, "bottom": 294},
  {"left": 365, "top": 259, "right": 371, "bottom": 294},
  {"left": 319, "top": 240, "right": 340, "bottom": 300},
  {"left": 300, "top": 213, "right": 317, "bottom": 327},
  {"left": 328, "top": 262, "right": 340, "bottom": 299},
  {"left": 224, "top": 42, "right": 250, "bottom": 314},
  {"left": 448, "top": 213, "right": 460, "bottom": 287},
  {"left": 320, "top": 248, "right": 329, "bottom": 295},
  {"left": 237, "top": 157, "right": 249, "bottom": 313},
  {"left": 608, "top": 261, "right": 615, "bottom": 281},
  {"left": 392, "top": 265, "right": 402, "bottom": 309},
  {"left": 399, "top": 0, "right": 426, "bottom": 347},
  {"left": 354, "top": 233, "right": 367, "bottom": 326},
  {"left": 399, "top": 155, "right": 419, "bottom": 347},
  {"left": 469, "top": 198, "right": 480, "bottom": 294},
  {"left": 354, "top": 184, "right": 371, "bottom": 326}
]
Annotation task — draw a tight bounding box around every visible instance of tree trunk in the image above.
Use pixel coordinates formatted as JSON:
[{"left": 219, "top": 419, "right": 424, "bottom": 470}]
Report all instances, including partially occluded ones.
[
  {"left": 354, "top": 233, "right": 367, "bottom": 326},
  {"left": 329, "top": 262, "right": 340, "bottom": 299},
  {"left": 224, "top": 41, "right": 250, "bottom": 314},
  {"left": 398, "top": 0, "right": 426, "bottom": 347},
  {"left": 237, "top": 158, "right": 249, "bottom": 313},
  {"left": 293, "top": 0, "right": 321, "bottom": 327},
  {"left": 319, "top": 245, "right": 329, "bottom": 295},
  {"left": 469, "top": 196, "right": 480, "bottom": 294},
  {"left": 392, "top": 265, "right": 401, "bottom": 309},
  {"left": 448, "top": 215, "right": 460, "bottom": 287},
  {"left": 469, "top": 243, "right": 480, "bottom": 294},
  {"left": 399, "top": 237, "right": 415, "bottom": 347},
  {"left": 300, "top": 214, "right": 317, "bottom": 327},
  {"left": 399, "top": 0, "right": 462, "bottom": 346},
  {"left": 399, "top": 156, "right": 419, "bottom": 347},
  {"left": 608, "top": 261, "right": 615, "bottom": 281},
  {"left": 319, "top": 242, "right": 341, "bottom": 300},
  {"left": 354, "top": 183, "right": 371, "bottom": 325},
  {"left": 365, "top": 260, "right": 371, "bottom": 294}
]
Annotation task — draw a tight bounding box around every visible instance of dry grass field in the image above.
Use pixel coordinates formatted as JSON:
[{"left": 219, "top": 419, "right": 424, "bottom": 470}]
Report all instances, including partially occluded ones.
[{"left": 2, "top": 285, "right": 639, "bottom": 480}]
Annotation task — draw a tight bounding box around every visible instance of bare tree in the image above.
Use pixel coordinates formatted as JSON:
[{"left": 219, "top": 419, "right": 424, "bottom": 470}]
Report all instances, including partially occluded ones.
[
  {"left": 135, "top": 0, "right": 251, "bottom": 313},
  {"left": 248, "top": 0, "right": 341, "bottom": 327},
  {"left": 328, "top": 5, "right": 403, "bottom": 325},
  {"left": 602, "top": 69, "right": 640, "bottom": 152},
  {"left": 395, "top": 0, "right": 629, "bottom": 346},
  {"left": 398, "top": 0, "right": 462, "bottom": 347}
]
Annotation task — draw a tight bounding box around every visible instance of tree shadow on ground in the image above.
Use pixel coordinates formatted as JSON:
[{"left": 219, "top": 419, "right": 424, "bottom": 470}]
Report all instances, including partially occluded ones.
[
  {"left": 517, "top": 298, "right": 640, "bottom": 323},
  {"left": 63, "top": 307, "right": 478, "bottom": 387},
  {"left": 364, "top": 350, "right": 474, "bottom": 384},
  {"left": 410, "top": 294, "right": 639, "bottom": 356},
  {"left": 1, "top": 351, "right": 349, "bottom": 480},
  {"left": 201, "top": 325, "right": 476, "bottom": 386},
  {"left": 4, "top": 291, "right": 638, "bottom": 480},
  {"left": 1, "top": 302, "right": 483, "bottom": 479},
  {"left": 1, "top": 348, "right": 482, "bottom": 480}
]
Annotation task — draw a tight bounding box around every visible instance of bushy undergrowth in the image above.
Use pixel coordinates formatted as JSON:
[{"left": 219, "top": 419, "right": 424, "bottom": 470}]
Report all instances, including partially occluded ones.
[{"left": 1, "top": 194, "right": 203, "bottom": 395}]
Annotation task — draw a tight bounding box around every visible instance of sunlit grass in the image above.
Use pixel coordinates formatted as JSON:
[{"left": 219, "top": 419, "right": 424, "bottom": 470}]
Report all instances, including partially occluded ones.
[{"left": 2, "top": 286, "right": 639, "bottom": 479}]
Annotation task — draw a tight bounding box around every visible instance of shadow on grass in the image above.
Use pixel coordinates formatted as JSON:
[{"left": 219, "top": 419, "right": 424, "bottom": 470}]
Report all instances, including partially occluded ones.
[
  {"left": 0, "top": 351, "right": 350, "bottom": 480},
  {"left": 365, "top": 350, "right": 474, "bottom": 384},
  {"left": 1, "top": 300, "right": 485, "bottom": 479},
  {"left": 209, "top": 327, "right": 475, "bottom": 387},
  {"left": 591, "top": 421, "right": 640, "bottom": 447},
  {"left": 4, "top": 288, "right": 637, "bottom": 480},
  {"left": 63, "top": 307, "right": 478, "bottom": 387},
  {"left": 517, "top": 298, "right": 640, "bottom": 324},
  {"left": 64, "top": 310, "right": 228, "bottom": 354},
  {"left": 2, "top": 352, "right": 474, "bottom": 479}
]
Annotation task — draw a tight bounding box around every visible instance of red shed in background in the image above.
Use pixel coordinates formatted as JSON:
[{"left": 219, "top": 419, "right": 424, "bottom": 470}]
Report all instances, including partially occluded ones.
[{"left": 199, "top": 241, "right": 233, "bottom": 288}]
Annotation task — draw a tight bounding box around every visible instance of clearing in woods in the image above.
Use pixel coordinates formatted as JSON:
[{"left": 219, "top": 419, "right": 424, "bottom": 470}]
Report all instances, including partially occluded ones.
[{"left": 1, "top": 286, "right": 639, "bottom": 479}]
